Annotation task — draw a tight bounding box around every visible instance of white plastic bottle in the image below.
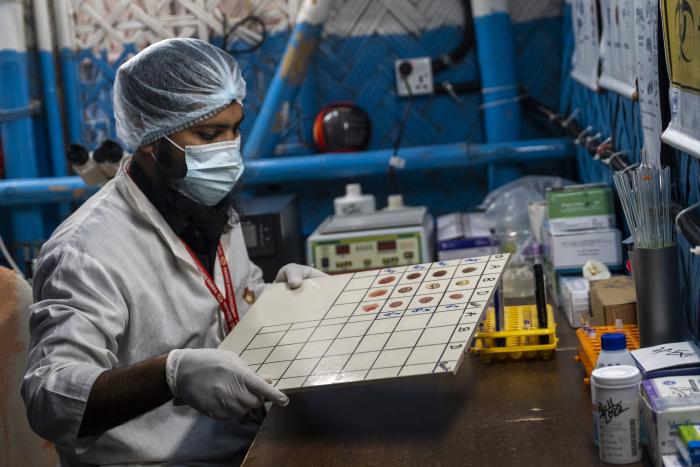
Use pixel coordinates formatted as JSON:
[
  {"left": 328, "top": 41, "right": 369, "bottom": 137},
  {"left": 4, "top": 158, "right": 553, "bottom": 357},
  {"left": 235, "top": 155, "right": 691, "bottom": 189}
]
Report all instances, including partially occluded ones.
[
  {"left": 591, "top": 365, "right": 643, "bottom": 464},
  {"left": 334, "top": 184, "right": 376, "bottom": 216},
  {"left": 384, "top": 194, "right": 405, "bottom": 210},
  {"left": 596, "top": 333, "right": 636, "bottom": 368},
  {"left": 593, "top": 332, "right": 637, "bottom": 446}
]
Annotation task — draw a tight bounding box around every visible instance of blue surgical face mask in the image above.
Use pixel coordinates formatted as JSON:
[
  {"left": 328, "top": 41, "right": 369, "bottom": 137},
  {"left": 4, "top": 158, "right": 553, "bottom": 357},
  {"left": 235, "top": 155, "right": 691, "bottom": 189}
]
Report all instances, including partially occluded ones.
[{"left": 162, "top": 135, "right": 244, "bottom": 206}]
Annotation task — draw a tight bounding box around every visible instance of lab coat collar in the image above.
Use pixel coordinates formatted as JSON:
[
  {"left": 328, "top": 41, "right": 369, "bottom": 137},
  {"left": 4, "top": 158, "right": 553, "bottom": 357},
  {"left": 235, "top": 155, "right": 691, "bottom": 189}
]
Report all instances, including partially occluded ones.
[
  {"left": 115, "top": 158, "right": 231, "bottom": 273},
  {"left": 127, "top": 159, "right": 190, "bottom": 237}
]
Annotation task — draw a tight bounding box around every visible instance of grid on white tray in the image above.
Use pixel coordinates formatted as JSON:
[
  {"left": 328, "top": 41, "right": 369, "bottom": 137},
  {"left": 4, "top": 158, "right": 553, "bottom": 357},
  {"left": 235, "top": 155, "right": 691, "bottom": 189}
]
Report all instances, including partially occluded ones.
[{"left": 237, "top": 254, "right": 509, "bottom": 391}]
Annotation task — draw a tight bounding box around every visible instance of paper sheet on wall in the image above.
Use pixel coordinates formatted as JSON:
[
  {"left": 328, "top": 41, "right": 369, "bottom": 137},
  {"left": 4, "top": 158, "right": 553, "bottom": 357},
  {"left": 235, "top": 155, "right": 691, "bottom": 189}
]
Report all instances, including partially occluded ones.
[
  {"left": 634, "top": 0, "right": 663, "bottom": 167},
  {"left": 660, "top": 0, "right": 700, "bottom": 159},
  {"left": 598, "top": 0, "right": 638, "bottom": 98},
  {"left": 571, "top": 0, "right": 601, "bottom": 91}
]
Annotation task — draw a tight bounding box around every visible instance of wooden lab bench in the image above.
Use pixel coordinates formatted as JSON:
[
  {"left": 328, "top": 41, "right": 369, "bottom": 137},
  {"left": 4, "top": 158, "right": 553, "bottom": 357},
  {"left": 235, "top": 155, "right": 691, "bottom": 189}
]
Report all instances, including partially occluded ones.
[{"left": 242, "top": 308, "right": 648, "bottom": 466}]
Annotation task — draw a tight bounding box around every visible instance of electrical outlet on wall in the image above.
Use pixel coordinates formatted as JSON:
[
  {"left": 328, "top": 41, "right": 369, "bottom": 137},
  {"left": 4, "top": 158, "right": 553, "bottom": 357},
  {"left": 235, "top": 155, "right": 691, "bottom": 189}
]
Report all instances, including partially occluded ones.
[{"left": 395, "top": 57, "right": 434, "bottom": 97}]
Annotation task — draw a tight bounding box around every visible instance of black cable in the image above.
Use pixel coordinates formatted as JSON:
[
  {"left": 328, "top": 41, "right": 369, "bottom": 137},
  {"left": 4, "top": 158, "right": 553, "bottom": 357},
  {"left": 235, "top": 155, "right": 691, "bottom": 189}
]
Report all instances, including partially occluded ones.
[
  {"left": 523, "top": 94, "right": 700, "bottom": 246},
  {"left": 522, "top": 95, "right": 628, "bottom": 168},
  {"left": 392, "top": 100, "right": 412, "bottom": 156},
  {"left": 673, "top": 203, "right": 700, "bottom": 246},
  {"left": 389, "top": 76, "right": 414, "bottom": 194},
  {"left": 434, "top": 80, "right": 481, "bottom": 96},
  {"left": 396, "top": 1, "right": 478, "bottom": 99},
  {"left": 432, "top": 0, "right": 474, "bottom": 73},
  {"left": 386, "top": 75, "right": 423, "bottom": 201},
  {"left": 223, "top": 15, "right": 267, "bottom": 55}
]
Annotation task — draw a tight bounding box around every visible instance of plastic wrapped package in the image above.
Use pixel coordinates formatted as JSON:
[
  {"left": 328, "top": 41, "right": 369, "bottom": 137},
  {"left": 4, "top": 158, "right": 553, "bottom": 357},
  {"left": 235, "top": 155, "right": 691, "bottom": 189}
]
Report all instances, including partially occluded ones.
[
  {"left": 481, "top": 176, "right": 575, "bottom": 299},
  {"left": 481, "top": 175, "right": 575, "bottom": 236}
]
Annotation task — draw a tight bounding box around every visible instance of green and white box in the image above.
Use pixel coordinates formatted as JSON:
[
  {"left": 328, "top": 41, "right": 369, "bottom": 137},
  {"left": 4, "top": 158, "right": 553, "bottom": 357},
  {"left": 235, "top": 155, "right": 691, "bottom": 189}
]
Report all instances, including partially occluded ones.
[{"left": 546, "top": 185, "right": 615, "bottom": 233}]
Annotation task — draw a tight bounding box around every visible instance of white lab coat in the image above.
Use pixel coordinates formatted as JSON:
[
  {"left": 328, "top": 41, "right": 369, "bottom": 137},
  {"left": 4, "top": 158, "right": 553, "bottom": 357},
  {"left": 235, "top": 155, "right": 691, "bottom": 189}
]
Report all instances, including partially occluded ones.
[{"left": 22, "top": 161, "right": 268, "bottom": 466}]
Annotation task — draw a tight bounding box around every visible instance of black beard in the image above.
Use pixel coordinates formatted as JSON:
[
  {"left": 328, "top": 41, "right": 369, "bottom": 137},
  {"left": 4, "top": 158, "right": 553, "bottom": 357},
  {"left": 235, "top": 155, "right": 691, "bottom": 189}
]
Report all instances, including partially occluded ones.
[{"left": 152, "top": 141, "right": 240, "bottom": 237}]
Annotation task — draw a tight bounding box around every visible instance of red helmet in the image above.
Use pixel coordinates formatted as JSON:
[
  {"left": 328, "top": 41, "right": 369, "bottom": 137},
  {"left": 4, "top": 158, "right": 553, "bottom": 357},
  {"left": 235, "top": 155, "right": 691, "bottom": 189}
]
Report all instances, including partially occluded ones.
[{"left": 313, "top": 102, "right": 371, "bottom": 153}]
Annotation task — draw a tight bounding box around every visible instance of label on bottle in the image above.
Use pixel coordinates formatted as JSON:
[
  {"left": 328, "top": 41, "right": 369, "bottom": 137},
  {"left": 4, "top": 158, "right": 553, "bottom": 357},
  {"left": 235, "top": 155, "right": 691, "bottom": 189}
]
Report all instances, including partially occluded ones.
[
  {"left": 591, "top": 400, "right": 598, "bottom": 446},
  {"left": 596, "top": 362, "right": 620, "bottom": 368},
  {"left": 596, "top": 394, "right": 641, "bottom": 463},
  {"left": 595, "top": 350, "right": 636, "bottom": 370}
]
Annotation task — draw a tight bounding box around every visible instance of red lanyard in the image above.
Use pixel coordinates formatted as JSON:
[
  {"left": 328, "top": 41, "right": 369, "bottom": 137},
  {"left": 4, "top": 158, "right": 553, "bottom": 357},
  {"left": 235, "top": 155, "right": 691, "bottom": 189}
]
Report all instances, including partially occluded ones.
[{"left": 182, "top": 242, "right": 240, "bottom": 333}]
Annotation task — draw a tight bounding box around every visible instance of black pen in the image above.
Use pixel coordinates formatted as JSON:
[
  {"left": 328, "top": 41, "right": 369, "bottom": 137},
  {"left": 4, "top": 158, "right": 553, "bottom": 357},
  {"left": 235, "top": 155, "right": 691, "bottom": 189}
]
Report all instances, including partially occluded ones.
[{"left": 533, "top": 264, "right": 548, "bottom": 345}]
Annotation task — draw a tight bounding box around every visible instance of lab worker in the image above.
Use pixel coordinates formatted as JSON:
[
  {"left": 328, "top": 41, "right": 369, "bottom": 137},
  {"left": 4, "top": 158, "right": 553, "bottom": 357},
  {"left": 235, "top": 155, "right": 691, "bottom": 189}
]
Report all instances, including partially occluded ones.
[{"left": 21, "top": 38, "right": 325, "bottom": 466}]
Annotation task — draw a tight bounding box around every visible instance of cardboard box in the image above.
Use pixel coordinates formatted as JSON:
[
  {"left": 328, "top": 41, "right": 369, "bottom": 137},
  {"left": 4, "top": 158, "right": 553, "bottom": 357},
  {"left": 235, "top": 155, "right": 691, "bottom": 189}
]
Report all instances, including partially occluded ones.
[
  {"left": 543, "top": 226, "right": 622, "bottom": 271},
  {"left": 546, "top": 184, "right": 615, "bottom": 233},
  {"left": 589, "top": 275, "right": 637, "bottom": 326},
  {"left": 559, "top": 276, "right": 590, "bottom": 327},
  {"left": 436, "top": 212, "right": 499, "bottom": 261},
  {"left": 641, "top": 376, "right": 700, "bottom": 467}
]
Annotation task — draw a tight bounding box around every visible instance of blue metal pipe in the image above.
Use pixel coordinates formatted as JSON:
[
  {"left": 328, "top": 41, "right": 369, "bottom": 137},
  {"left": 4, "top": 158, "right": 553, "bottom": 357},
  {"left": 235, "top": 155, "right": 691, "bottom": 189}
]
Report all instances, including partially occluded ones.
[
  {"left": 59, "top": 48, "right": 83, "bottom": 144},
  {"left": 0, "top": 0, "right": 45, "bottom": 266},
  {"left": 0, "top": 48, "right": 39, "bottom": 176},
  {"left": 55, "top": 0, "right": 82, "bottom": 144},
  {"left": 38, "top": 51, "right": 68, "bottom": 175},
  {"left": 39, "top": 51, "right": 73, "bottom": 220},
  {"left": 471, "top": 0, "right": 522, "bottom": 190},
  {"left": 244, "top": 138, "right": 571, "bottom": 184},
  {"left": 299, "top": 63, "right": 317, "bottom": 148},
  {"left": 34, "top": 0, "right": 67, "bottom": 177},
  {"left": 244, "top": 0, "right": 331, "bottom": 159},
  {"left": 34, "top": 0, "right": 71, "bottom": 220},
  {"left": 0, "top": 138, "right": 572, "bottom": 206},
  {"left": 0, "top": 176, "right": 98, "bottom": 205}
]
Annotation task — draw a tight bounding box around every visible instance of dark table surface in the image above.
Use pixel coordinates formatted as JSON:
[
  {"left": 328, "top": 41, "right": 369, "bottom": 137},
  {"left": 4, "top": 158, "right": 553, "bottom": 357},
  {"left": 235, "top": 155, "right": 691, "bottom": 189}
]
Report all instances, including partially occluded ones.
[{"left": 242, "top": 307, "right": 648, "bottom": 467}]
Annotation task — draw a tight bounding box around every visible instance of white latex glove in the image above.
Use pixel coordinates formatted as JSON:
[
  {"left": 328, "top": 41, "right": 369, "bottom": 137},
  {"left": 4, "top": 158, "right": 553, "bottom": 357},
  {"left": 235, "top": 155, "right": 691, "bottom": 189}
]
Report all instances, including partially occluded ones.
[
  {"left": 166, "top": 348, "right": 288, "bottom": 419},
  {"left": 274, "top": 263, "right": 327, "bottom": 289}
]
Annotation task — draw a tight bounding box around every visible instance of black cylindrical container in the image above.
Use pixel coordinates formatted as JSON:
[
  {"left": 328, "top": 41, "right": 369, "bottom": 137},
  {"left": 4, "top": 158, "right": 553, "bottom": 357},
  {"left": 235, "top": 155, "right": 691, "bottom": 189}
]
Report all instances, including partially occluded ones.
[{"left": 633, "top": 245, "right": 685, "bottom": 347}]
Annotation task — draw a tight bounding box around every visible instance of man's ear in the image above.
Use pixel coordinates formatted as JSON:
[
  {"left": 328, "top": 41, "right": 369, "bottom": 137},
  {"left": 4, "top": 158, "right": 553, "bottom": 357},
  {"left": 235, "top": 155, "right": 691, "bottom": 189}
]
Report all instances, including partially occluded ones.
[{"left": 140, "top": 143, "right": 155, "bottom": 154}]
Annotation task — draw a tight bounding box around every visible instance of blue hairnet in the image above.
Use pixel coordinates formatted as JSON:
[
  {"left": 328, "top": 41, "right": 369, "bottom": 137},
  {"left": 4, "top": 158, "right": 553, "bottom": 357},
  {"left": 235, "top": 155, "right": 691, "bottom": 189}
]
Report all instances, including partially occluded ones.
[{"left": 114, "top": 38, "right": 246, "bottom": 151}]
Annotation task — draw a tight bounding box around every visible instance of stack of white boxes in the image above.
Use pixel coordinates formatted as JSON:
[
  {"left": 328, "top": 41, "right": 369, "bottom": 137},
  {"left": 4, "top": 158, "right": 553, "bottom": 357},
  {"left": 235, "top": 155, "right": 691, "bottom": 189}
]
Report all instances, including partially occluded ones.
[
  {"left": 435, "top": 212, "right": 499, "bottom": 260},
  {"left": 541, "top": 185, "right": 623, "bottom": 326},
  {"left": 559, "top": 276, "right": 590, "bottom": 328}
]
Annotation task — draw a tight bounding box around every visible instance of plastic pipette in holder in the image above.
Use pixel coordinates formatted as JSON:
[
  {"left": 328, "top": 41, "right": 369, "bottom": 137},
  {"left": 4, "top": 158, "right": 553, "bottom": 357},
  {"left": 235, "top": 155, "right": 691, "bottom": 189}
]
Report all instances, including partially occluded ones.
[
  {"left": 533, "top": 264, "right": 548, "bottom": 344},
  {"left": 613, "top": 165, "right": 673, "bottom": 249}
]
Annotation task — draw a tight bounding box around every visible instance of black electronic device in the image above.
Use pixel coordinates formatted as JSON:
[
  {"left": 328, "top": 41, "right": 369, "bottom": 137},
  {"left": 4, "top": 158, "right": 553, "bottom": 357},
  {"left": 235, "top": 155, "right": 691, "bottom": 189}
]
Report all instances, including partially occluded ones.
[{"left": 239, "top": 194, "right": 302, "bottom": 282}]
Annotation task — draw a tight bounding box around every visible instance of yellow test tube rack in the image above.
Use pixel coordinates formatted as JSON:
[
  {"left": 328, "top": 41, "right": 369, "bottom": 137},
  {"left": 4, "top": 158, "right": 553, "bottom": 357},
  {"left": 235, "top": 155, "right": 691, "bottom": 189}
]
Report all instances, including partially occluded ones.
[{"left": 471, "top": 304, "right": 558, "bottom": 361}]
